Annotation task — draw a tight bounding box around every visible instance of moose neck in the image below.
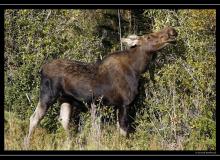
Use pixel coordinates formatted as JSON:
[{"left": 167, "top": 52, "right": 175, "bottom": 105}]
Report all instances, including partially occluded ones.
[{"left": 128, "top": 46, "right": 154, "bottom": 75}]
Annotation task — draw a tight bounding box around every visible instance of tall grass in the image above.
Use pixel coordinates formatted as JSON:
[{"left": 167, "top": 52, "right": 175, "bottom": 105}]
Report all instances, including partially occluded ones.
[{"left": 4, "top": 102, "right": 213, "bottom": 150}]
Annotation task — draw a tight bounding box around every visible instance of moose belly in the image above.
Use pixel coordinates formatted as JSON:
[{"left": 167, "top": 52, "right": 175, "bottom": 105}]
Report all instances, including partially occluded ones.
[{"left": 62, "top": 78, "right": 95, "bottom": 102}]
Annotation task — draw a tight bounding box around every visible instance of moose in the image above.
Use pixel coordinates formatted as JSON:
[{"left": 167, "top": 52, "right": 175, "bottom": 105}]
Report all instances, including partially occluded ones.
[{"left": 24, "top": 27, "right": 177, "bottom": 147}]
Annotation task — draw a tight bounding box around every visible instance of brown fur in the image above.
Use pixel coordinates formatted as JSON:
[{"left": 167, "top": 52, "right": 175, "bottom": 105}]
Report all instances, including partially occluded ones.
[{"left": 25, "top": 27, "right": 177, "bottom": 147}]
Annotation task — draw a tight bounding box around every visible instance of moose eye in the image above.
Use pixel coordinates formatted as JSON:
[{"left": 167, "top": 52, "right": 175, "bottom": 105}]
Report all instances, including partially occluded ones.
[{"left": 160, "top": 36, "right": 165, "bottom": 39}]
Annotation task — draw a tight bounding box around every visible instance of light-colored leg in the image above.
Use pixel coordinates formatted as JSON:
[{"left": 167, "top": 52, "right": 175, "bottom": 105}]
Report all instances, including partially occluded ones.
[
  {"left": 59, "top": 102, "right": 72, "bottom": 149},
  {"left": 24, "top": 101, "right": 48, "bottom": 149},
  {"left": 59, "top": 103, "right": 72, "bottom": 136},
  {"left": 118, "top": 106, "right": 128, "bottom": 137},
  {"left": 116, "top": 121, "right": 127, "bottom": 136}
]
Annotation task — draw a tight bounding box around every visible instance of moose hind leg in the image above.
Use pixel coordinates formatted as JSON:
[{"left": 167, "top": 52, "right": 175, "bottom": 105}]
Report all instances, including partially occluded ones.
[
  {"left": 59, "top": 102, "right": 73, "bottom": 149},
  {"left": 59, "top": 102, "right": 72, "bottom": 139},
  {"left": 24, "top": 100, "right": 49, "bottom": 148},
  {"left": 118, "top": 105, "right": 129, "bottom": 137}
]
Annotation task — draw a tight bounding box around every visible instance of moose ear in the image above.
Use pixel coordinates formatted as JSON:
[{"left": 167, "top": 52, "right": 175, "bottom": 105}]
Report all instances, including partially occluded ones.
[{"left": 121, "top": 35, "right": 140, "bottom": 47}]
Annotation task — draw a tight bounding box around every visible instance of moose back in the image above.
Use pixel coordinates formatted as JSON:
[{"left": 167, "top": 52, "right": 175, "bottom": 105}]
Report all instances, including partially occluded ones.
[{"left": 24, "top": 27, "right": 177, "bottom": 147}]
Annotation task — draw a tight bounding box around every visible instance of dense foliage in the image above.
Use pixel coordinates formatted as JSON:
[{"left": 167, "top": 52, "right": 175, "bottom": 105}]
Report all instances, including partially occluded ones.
[{"left": 4, "top": 9, "right": 216, "bottom": 150}]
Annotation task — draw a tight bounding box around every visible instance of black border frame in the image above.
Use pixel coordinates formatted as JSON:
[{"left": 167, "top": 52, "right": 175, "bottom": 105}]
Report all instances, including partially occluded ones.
[{"left": 1, "top": 3, "right": 219, "bottom": 157}]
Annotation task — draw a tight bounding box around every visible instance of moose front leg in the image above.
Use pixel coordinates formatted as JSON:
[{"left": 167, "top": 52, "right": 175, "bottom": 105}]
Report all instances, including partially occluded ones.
[{"left": 118, "top": 105, "right": 129, "bottom": 137}]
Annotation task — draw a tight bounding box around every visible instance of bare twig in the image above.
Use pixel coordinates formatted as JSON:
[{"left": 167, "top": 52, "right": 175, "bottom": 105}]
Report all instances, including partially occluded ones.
[
  {"left": 150, "top": 117, "right": 169, "bottom": 147},
  {"left": 45, "top": 10, "right": 51, "bottom": 22},
  {"left": 171, "top": 83, "right": 177, "bottom": 141},
  {"left": 90, "top": 102, "right": 101, "bottom": 149},
  {"left": 118, "top": 9, "right": 122, "bottom": 51},
  {"left": 25, "top": 93, "right": 33, "bottom": 107}
]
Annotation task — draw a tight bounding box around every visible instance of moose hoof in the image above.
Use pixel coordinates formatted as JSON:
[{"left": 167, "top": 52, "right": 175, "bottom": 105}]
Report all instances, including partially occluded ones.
[
  {"left": 119, "top": 128, "right": 128, "bottom": 137},
  {"left": 23, "top": 136, "right": 30, "bottom": 150}
]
